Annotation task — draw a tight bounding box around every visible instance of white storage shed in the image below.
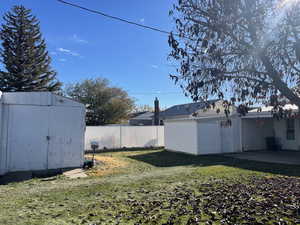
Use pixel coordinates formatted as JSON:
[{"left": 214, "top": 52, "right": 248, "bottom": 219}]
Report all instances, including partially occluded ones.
[
  {"left": 0, "top": 92, "right": 85, "bottom": 176},
  {"left": 164, "top": 115, "right": 242, "bottom": 155}
]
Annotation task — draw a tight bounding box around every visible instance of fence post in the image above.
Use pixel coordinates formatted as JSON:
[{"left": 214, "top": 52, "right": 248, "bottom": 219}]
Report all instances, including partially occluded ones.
[
  {"left": 119, "top": 126, "right": 122, "bottom": 149},
  {"left": 156, "top": 126, "right": 158, "bottom": 147}
]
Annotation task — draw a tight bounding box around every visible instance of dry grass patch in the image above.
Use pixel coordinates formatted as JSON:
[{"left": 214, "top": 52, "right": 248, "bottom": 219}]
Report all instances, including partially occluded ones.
[{"left": 85, "top": 155, "right": 128, "bottom": 177}]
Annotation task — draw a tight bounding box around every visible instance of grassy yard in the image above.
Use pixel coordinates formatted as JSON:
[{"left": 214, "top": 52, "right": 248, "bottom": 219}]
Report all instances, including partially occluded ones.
[{"left": 0, "top": 149, "right": 300, "bottom": 225}]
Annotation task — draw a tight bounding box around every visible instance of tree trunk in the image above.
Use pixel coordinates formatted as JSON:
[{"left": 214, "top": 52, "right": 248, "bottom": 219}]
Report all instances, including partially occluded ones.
[{"left": 260, "top": 53, "right": 300, "bottom": 107}]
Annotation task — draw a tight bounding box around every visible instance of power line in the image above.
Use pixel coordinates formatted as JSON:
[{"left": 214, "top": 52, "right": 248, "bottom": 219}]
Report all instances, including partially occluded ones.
[
  {"left": 56, "top": 0, "right": 177, "bottom": 37},
  {"left": 128, "top": 91, "right": 183, "bottom": 96}
]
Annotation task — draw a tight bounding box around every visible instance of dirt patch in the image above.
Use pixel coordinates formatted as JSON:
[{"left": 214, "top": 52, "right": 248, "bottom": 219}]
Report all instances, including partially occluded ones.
[{"left": 85, "top": 155, "right": 128, "bottom": 177}]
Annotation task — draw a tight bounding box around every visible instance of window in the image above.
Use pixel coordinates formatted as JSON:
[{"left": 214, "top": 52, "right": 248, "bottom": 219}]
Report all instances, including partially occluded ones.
[{"left": 286, "top": 119, "right": 295, "bottom": 140}]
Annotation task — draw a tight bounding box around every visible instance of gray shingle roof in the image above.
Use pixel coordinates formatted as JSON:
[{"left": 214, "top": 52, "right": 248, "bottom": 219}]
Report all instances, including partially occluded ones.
[
  {"left": 160, "top": 100, "right": 219, "bottom": 118},
  {"left": 130, "top": 111, "right": 154, "bottom": 120}
]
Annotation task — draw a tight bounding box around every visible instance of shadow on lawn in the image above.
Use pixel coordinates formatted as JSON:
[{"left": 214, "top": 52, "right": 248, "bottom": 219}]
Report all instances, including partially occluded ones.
[{"left": 129, "top": 150, "right": 300, "bottom": 177}]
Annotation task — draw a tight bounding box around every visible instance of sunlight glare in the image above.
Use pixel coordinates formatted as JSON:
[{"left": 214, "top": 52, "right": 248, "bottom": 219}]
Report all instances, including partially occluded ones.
[{"left": 278, "top": 0, "right": 300, "bottom": 8}]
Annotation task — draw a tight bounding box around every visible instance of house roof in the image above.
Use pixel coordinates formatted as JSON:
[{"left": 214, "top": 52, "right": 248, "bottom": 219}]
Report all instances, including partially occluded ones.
[
  {"left": 243, "top": 104, "right": 298, "bottom": 119},
  {"left": 249, "top": 104, "right": 298, "bottom": 113},
  {"left": 130, "top": 111, "right": 154, "bottom": 121},
  {"left": 160, "top": 99, "right": 220, "bottom": 118}
]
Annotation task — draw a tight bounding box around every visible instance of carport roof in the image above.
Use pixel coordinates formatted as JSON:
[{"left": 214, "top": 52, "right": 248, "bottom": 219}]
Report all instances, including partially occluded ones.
[
  {"left": 248, "top": 104, "right": 298, "bottom": 113},
  {"left": 243, "top": 104, "right": 298, "bottom": 118}
]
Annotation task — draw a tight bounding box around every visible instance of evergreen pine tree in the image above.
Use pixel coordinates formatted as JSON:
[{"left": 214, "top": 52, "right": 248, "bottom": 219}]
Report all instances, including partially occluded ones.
[{"left": 0, "top": 5, "right": 61, "bottom": 92}]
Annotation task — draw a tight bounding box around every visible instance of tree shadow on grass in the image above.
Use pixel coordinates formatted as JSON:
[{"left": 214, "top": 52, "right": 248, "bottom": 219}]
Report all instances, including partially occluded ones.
[{"left": 129, "top": 150, "right": 300, "bottom": 177}]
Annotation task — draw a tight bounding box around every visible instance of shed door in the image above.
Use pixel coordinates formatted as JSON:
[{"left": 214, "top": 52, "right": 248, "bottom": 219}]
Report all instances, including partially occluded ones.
[
  {"left": 198, "top": 122, "right": 221, "bottom": 154},
  {"left": 221, "top": 127, "right": 234, "bottom": 153},
  {"left": 47, "top": 106, "right": 84, "bottom": 169},
  {"left": 7, "top": 105, "right": 49, "bottom": 171}
]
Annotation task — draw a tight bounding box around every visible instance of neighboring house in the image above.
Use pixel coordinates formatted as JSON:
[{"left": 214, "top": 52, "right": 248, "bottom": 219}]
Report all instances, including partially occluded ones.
[
  {"left": 129, "top": 111, "right": 154, "bottom": 126},
  {"left": 164, "top": 103, "right": 300, "bottom": 155},
  {"left": 160, "top": 100, "right": 235, "bottom": 121},
  {"left": 129, "top": 99, "right": 233, "bottom": 126}
]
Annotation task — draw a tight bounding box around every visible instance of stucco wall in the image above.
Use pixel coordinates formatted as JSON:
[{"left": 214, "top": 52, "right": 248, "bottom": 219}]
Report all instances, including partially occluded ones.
[
  {"left": 85, "top": 126, "right": 164, "bottom": 150},
  {"left": 165, "top": 120, "right": 198, "bottom": 155}
]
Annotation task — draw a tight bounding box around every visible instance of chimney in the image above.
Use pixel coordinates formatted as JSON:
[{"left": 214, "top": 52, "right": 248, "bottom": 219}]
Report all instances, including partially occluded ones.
[{"left": 154, "top": 97, "right": 160, "bottom": 125}]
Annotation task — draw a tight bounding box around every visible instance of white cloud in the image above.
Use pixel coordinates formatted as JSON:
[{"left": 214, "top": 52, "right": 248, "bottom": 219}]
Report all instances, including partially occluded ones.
[
  {"left": 50, "top": 51, "right": 57, "bottom": 55},
  {"left": 59, "top": 58, "right": 67, "bottom": 62},
  {"left": 57, "top": 47, "right": 80, "bottom": 57},
  {"left": 151, "top": 65, "right": 159, "bottom": 69},
  {"left": 140, "top": 18, "right": 145, "bottom": 23},
  {"left": 71, "top": 34, "right": 88, "bottom": 44}
]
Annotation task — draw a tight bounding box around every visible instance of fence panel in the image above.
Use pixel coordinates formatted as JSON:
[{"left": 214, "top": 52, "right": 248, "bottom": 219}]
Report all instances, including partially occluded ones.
[
  {"left": 85, "top": 126, "right": 164, "bottom": 150},
  {"left": 85, "top": 126, "right": 121, "bottom": 150}
]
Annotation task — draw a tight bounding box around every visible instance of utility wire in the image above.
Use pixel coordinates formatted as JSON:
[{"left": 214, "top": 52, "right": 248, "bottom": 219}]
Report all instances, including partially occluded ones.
[
  {"left": 57, "top": 0, "right": 177, "bottom": 37},
  {"left": 129, "top": 91, "right": 183, "bottom": 96}
]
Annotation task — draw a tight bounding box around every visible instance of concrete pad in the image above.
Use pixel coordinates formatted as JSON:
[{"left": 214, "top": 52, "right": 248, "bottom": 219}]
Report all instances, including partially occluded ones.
[
  {"left": 63, "top": 169, "right": 87, "bottom": 179},
  {"left": 227, "top": 151, "right": 300, "bottom": 165}
]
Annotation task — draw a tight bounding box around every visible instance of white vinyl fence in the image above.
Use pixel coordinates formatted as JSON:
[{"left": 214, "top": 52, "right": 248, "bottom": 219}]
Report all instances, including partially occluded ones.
[{"left": 85, "top": 126, "right": 164, "bottom": 150}]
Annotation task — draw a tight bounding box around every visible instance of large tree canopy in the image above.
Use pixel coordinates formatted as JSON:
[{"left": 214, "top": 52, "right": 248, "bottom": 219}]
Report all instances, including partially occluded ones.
[
  {"left": 0, "top": 5, "right": 61, "bottom": 92},
  {"left": 169, "top": 0, "right": 300, "bottom": 109},
  {"left": 65, "top": 78, "right": 135, "bottom": 126}
]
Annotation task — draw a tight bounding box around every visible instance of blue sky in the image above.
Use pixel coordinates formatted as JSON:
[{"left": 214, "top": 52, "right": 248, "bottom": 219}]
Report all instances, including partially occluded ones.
[{"left": 0, "top": 0, "right": 191, "bottom": 108}]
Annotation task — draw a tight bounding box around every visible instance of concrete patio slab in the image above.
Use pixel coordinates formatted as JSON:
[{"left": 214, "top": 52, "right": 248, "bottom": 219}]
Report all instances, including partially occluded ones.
[
  {"left": 227, "top": 151, "right": 300, "bottom": 165},
  {"left": 63, "top": 169, "right": 87, "bottom": 179}
]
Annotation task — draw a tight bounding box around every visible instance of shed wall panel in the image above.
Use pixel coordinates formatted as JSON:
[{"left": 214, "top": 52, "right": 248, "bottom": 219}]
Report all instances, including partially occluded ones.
[
  {"left": 52, "top": 95, "right": 83, "bottom": 107},
  {"left": 0, "top": 104, "right": 7, "bottom": 175},
  {"left": 48, "top": 106, "right": 85, "bottom": 169},
  {"left": 198, "top": 122, "right": 221, "bottom": 154},
  {"left": 0, "top": 92, "right": 85, "bottom": 175},
  {"left": 7, "top": 105, "right": 49, "bottom": 172},
  {"left": 2, "top": 92, "right": 52, "bottom": 106}
]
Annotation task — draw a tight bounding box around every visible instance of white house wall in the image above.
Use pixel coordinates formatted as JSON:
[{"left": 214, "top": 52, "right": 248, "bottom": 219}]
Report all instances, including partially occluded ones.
[
  {"left": 242, "top": 118, "right": 274, "bottom": 151},
  {"left": 197, "top": 121, "right": 222, "bottom": 154},
  {"left": 165, "top": 120, "right": 198, "bottom": 155},
  {"left": 273, "top": 118, "right": 300, "bottom": 150},
  {"left": 220, "top": 117, "right": 242, "bottom": 153},
  {"left": 231, "top": 117, "right": 242, "bottom": 153}
]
